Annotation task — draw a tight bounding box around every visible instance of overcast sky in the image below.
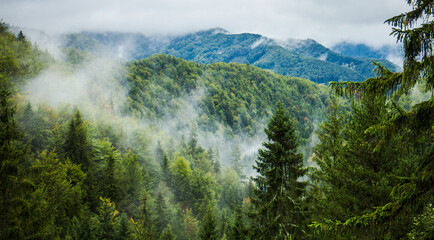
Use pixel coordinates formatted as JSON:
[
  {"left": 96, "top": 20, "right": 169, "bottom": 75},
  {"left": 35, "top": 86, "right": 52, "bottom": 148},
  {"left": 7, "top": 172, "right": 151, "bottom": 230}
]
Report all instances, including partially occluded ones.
[{"left": 0, "top": 0, "right": 411, "bottom": 47}]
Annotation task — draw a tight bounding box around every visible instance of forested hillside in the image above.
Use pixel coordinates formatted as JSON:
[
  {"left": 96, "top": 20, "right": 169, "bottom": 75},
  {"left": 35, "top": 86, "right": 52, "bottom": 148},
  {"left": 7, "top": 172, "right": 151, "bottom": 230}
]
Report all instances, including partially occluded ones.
[
  {"left": 1, "top": 21, "right": 330, "bottom": 239},
  {"left": 0, "top": 0, "right": 432, "bottom": 239},
  {"left": 57, "top": 28, "right": 399, "bottom": 84}
]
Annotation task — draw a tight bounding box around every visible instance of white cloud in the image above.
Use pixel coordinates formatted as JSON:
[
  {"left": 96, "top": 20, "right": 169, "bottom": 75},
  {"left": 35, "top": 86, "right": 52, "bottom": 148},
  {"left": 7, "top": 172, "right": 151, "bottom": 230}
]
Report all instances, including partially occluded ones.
[{"left": 0, "top": 0, "right": 411, "bottom": 47}]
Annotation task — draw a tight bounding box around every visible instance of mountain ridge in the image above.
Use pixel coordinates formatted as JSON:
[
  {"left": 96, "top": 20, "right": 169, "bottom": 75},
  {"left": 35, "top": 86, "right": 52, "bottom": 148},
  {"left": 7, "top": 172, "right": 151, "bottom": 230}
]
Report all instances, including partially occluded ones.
[{"left": 14, "top": 26, "right": 400, "bottom": 84}]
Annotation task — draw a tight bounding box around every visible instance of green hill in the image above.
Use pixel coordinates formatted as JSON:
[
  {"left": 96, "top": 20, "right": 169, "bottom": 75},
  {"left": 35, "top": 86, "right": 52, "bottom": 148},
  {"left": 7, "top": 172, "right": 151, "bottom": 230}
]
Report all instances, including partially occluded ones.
[{"left": 125, "top": 54, "right": 330, "bottom": 141}]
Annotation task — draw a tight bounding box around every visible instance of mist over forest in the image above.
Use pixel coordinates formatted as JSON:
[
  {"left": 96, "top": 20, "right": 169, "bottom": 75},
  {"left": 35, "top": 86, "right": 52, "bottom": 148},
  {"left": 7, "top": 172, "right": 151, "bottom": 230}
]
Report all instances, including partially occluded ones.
[{"left": 0, "top": 0, "right": 432, "bottom": 239}]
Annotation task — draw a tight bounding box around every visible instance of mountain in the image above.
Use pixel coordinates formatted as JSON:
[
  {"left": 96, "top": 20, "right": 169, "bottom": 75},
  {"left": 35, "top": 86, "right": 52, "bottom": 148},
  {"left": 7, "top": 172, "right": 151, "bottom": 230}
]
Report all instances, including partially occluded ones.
[
  {"left": 331, "top": 41, "right": 403, "bottom": 67},
  {"left": 58, "top": 28, "right": 399, "bottom": 84},
  {"left": 125, "top": 54, "right": 330, "bottom": 142}
]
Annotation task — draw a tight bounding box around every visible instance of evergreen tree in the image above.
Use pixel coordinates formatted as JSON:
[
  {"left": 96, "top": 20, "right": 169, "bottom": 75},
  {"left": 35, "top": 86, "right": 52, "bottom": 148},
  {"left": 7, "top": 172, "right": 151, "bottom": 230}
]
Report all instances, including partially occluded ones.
[
  {"left": 97, "top": 197, "right": 119, "bottom": 240},
  {"left": 311, "top": 97, "right": 347, "bottom": 221},
  {"left": 27, "top": 151, "right": 85, "bottom": 239},
  {"left": 207, "top": 147, "right": 221, "bottom": 174},
  {"left": 169, "top": 156, "right": 192, "bottom": 205},
  {"left": 161, "top": 153, "right": 170, "bottom": 181},
  {"left": 313, "top": 97, "right": 344, "bottom": 169},
  {"left": 119, "top": 150, "right": 145, "bottom": 217},
  {"left": 231, "top": 145, "right": 246, "bottom": 179},
  {"left": 183, "top": 208, "right": 199, "bottom": 240},
  {"left": 116, "top": 213, "right": 133, "bottom": 240},
  {"left": 325, "top": 0, "right": 434, "bottom": 237},
  {"left": 311, "top": 96, "right": 410, "bottom": 238},
  {"left": 0, "top": 76, "right": 28, "bottom": 239},
  {"left": 131, "top": 193, "right": 156, "bottom": 240},
  {"left": 155, "top": 191, "right": 170, "bottom": 234},
  {"left": 64, "top": 110, "right": 91, "bottom": 171},
  {"left": 231, "top": 207, "right": 247, "bottom": 240},
  {"left": 199, "top": 204, "right": 218, "bottom": 240},
  {"left": 159, "top": 224, "right": 176, "bottom": 240},
  {"left": 17, "top": 31, "right": 25, "bottom": 41},
  {"left": 251, "top": 102, "right": 307, "bottom": 239},
  {"left": 64, "top": 110, "right": 100, "bottom": 211},
  {"left": 104, "top": 151, "right": 119, "bottom": 203}
]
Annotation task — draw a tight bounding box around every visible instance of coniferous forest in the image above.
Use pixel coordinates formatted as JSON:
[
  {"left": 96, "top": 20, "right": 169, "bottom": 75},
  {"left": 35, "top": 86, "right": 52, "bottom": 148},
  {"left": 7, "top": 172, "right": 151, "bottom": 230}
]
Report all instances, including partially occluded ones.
[{"left": 0, "top": 0, "right": 433, "bottom": 239}]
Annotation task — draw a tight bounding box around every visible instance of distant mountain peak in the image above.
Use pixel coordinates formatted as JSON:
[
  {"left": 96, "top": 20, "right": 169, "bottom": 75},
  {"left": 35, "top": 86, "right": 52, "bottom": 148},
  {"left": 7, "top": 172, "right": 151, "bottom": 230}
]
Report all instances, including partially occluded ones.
[
  {"left": 57, "top": 28, "right": 400, "bottom": 84},
  {"left": 194, "top": 28, "right": 230, "bottom": 36}
]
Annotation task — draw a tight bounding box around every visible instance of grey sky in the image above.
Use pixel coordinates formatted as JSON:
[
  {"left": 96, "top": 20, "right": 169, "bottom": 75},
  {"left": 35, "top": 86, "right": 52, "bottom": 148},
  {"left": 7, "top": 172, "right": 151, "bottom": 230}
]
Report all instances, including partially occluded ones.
[{"left": 0, "top": 0, "right": 410, "bottom": 47}]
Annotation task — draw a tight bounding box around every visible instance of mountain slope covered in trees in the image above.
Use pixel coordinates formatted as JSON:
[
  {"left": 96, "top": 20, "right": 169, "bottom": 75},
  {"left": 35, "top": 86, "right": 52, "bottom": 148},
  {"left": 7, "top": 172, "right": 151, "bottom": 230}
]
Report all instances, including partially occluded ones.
[
  {"left": 56, "top": 28, "right": 399, "bottom": 84},
  {"left": 1, "top": 21, "right": 331, "bottom": 239},
  {"left": 1, "top": 0, "right": 432, "bottom": 238}
]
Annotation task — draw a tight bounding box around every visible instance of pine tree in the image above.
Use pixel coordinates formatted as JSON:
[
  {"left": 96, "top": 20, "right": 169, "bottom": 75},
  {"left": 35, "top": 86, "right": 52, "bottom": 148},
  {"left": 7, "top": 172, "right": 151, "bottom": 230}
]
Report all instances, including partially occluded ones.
[
  {"left": 159, "top": 224, "right": 176, "bottom": 240},
  {"left": 0, "top": 75, "right": 27, "bottom": 239},
  {"left": 17, "top": 31, "right": 25, "bottom": 41},
  {"left": 155, "top": 191, "right": 169, "bottom": 234},
  {"left": 231, "top": 145, "right": 246, "bottom": 179},
  {"left": 313, "top": 97, "right": 344, "bottom": 169},
  {"left": 231, "top": 207, "right": 247, "bottom": 240},
  {"left": 119, "top": 150, "right": 145, "bottom": 217},
  {"left": 97, "top": 197, "right": 119, "bottom": 240},
  {"left": 64, "top": 110, "right": 100, "bottom": 211},
  {"left": 116, "top": 213, "right": 133, "bottom": 240},
  {"left": 251, "top": 102, "right": 307, "bottom": 239},
  {"left": 64, "top": 110, "right": 91, "bottom": 171},
  {"left": 311, "top": 96, "right": 411, "bottom": 238},
  {"left": 161, "top": 153, "right": 169, "bottom": 181},
  {"left": 104, "top": 151, "right": 119, "bottom": 203},
  {"left": 199, "top": 204, "right": 218, "bottom": 240},
  {"left": 131, "top": 193, "right": 156, "bottom": 240},
  {"left": 326, "top": 0, "right": 434, "bottom": 237},
  {"left": 183, "top": 208, "right": 199, "bottom": 240}
]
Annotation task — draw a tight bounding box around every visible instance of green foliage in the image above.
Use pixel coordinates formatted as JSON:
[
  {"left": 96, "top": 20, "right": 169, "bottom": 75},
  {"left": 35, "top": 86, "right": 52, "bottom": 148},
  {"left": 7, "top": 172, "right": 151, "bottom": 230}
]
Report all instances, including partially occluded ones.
[
  {"left": 0, "top": 74, "right": 28, "bottom": 239},
  {"left": 251, "top": 102, "right": 307, "bottom": 239},
  {"left": 155, "top": 192, "right": 170, "bottom": 234},
  {"left": 182, "top": 208, "right": 199, "bottom": 240},
  {"left": 199, "top": 204, "right": 218, "bottom": 240},
  {"left": 407, "top": 204, "right": 434, "bottom": 240},
  {"left": 97, "top": 197, "right": 120, "bottom": 240},
  {"left": 231, "top": 207, "right": 248, "bottom": 240},
  {"left": 317, "top": 1, "right": 434, "bottom": 238},
  {"left": 159, "top": 224, "right": 176, "bottom": 240},
  {"left": 118, "top": 150, "right": 145, "bottom": 217},
  {"left": 131, "top": 193, "right": 157, "bottom": 240},
  {"left": 169, "top": 156, "right": 193, "bottom": 205},
  {"left": 231, "top": 145, "right": 246, "bottom": 179},
  {"left": 64, "top": 110, "right": 91, "bottom": 170},
  {"left": 27, "top": 151, "right": 85, "bottom": 239},
  {"left": 3, "top": 10, "right": 430, "bottom": 239},
  {"left": 126, "top": 55, "right": 328, "bottom": 144},
  {"left": 0, "top": 21, "right": 51, "bottom": 86}
]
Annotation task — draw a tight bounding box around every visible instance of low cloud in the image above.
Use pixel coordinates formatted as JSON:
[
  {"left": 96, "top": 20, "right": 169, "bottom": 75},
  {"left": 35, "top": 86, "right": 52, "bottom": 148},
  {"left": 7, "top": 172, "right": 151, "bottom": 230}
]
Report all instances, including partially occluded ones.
[{"left": 1, "top": 0, "right": 411, "bottom": 47}]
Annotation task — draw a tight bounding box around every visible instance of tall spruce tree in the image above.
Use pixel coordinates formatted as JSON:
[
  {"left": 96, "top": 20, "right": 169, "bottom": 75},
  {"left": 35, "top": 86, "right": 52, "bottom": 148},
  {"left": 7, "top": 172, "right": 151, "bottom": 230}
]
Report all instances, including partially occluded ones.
[
  {"left": 131, "top": 193, "right": 156, "bottom": 240},
  {"left": 231, "top": 145, "right": 246, "bottom": 179},
  {"left": 199, "top": 204, "right": 218, "bottom": 240},
  {"left": 325, "top": 0, "right": 434, "bottom": 237},
  {"left": 104, "top": 151, "right": 119, "bottom": 203},
  {"left": 251, "top": 102, "right": 307, "bottom": 239},
  {"left": 159, "top": 224, "right": 176, "bottom": 240},
  {"left": 64, "top": 110, "right": 91, "bottom": 171},
  {"left": 231, "top": 207, "right": 247, "bottom": 240},
  {"left": 0, "top": 76, "right": 28, "bottom": 239}
]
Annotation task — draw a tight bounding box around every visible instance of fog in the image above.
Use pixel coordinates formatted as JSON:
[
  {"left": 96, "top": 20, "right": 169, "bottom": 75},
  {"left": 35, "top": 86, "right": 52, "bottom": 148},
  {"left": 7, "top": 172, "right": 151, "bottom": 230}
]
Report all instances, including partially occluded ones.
[{"left": 1, "top": 0, "right": 411, "bottom": 47}]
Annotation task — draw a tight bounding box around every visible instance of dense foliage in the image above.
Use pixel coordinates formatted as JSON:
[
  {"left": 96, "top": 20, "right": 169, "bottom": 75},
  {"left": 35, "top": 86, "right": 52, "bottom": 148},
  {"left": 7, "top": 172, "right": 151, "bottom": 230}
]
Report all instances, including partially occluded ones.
[
  {"left": 251, "top": 102, "right": 307, "bottom": 239},
  {"left": 0, "top": 0, "right": 432, "bottom": 238},
  {"left": 125, "top": 54, "right": 329, "bottom": 143},
  {"left": 312, "top": 0, "right": 433, "bottom": 238}
]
